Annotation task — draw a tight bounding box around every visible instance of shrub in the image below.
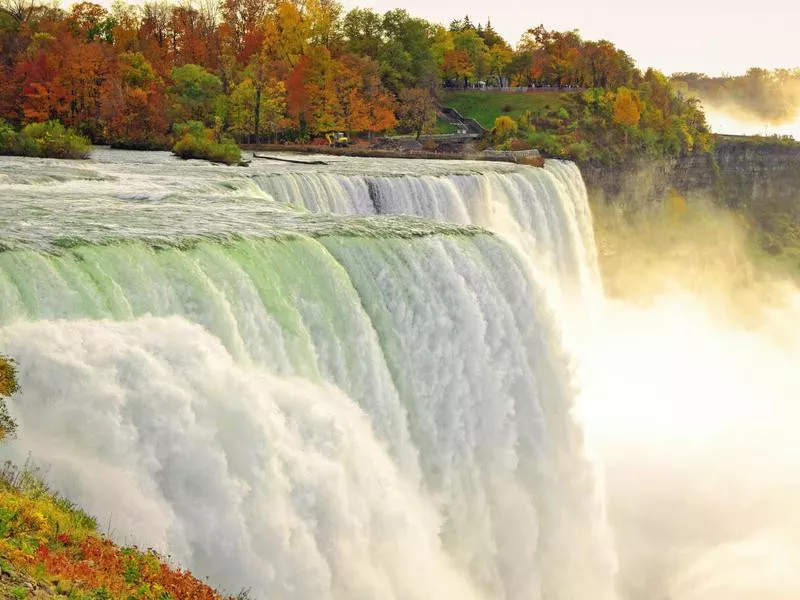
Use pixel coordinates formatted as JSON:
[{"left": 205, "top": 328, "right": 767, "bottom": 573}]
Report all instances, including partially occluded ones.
[
  {"left": 0, "top": 120, "right": 18, "bottom": 151},
  {"left": 526, "top": 131, "right": 562, "bottom": 156},
  {"left": 519, "top": 154, "right": 545, "bottom": 168},
  {"left": 421, "top": 139, "right": 438, "bottom": 152},
  {"left": 0, "top": 120, "right": 90, "bottom": 159},
  {"left": 494, "top": 115, "right": 518, "bottom": 141},
  {"left": 566, "top": 140, "right": 591, "bottom": 162},
  {"left": 516, "top": 110, "right": 534, "bottom": 133},
  {"left": 0, "top": 355, "right": 17, "bottom": 442},
  {"left": 508, "top": 139, "right": 533, "bottom": 151},
  {"left": 19, "top": 121, "right": 91, "bottom": 159},
  {"left": 172, "top": 120, "right": 242, "bottom": 165}
]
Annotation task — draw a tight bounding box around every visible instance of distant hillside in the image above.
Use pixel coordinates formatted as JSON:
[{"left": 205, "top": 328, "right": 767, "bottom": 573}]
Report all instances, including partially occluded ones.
[{"left": 442, "top": 81, "right": 710, "bottom": 166}]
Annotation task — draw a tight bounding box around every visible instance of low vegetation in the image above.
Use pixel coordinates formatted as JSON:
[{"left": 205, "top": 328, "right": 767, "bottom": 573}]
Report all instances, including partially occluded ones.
[
  {"left": 0, "top": 355, "right": 18, "bottom": 441},
  {"left": 0, "top": 461, "right": 230, "bottom": 600},
  {"left": 0, "top": 120, "right": 90, "bottom": 159},
  {"left": 714, "top": 133, "right": 800, "bottom": 148},
  {"left": 172, "top": 121, "right": 243, "bottom": 165}
]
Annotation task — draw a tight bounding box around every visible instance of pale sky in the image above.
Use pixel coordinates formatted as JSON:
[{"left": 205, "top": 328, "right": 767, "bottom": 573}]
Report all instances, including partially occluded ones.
[{"left": 341, "top": 0, "right": 800, "bottom": 76}]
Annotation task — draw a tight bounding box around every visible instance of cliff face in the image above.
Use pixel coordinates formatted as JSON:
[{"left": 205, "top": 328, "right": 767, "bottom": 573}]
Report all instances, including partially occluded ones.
[
  {"left": 581, "top": 141, "right": 800, "bottom": 225},
  {"left": 711, "top": 143, "right": 800, "bottom": 222}
]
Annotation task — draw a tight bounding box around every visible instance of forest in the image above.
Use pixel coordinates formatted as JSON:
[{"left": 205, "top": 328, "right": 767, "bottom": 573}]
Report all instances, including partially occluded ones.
[{"left": 0, "top": 0, "right": 711, "bottom": 163}]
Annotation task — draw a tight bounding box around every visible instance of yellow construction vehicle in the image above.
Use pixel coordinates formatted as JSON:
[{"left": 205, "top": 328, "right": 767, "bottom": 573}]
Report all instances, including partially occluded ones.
[{"left": 325, "top": 132, "right": 350, "bottom": 147}]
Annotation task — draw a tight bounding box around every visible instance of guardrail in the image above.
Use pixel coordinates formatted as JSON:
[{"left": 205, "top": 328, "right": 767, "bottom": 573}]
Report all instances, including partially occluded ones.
[
  {"left": 440, "top": 107, "right": 487, "bottom": 134},
  {"left": 444, "top": 86, "right": 587, "bottom": 94}
]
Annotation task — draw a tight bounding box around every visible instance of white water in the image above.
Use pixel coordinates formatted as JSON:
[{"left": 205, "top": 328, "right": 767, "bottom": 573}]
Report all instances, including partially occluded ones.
[{"left": 0, "top": 150, "right": 614, "bottom": 600}]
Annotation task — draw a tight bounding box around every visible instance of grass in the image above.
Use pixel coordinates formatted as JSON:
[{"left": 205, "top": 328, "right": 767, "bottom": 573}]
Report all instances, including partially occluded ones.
[
  {"left": 433, "top": 118, "right": 458, "bottom": 134},
  {"left": 441, "top": 90, "right": 575, "bottom": 129},
  {"left": 0, "top": 461, "right": 231, "bottom": 599}
]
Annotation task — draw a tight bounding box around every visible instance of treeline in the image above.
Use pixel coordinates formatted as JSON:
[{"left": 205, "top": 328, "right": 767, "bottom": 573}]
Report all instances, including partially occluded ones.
[
  {"left": 0, "top": 0, "right": 710, "bottom": 158},
  {"left": 672, "top": 68, "right": 800, "bottom": 124},
  {"left": 486, "top": 68, "right": 712, "bottom": 164}
]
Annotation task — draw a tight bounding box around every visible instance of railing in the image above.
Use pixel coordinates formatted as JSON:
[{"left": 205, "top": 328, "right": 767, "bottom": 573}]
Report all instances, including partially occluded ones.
[
  {"left": 440, "top": 107, "right": 487, "bottom": 134},
  {"left": 443, "top": 85, "right": 587, "bottom": 93}
]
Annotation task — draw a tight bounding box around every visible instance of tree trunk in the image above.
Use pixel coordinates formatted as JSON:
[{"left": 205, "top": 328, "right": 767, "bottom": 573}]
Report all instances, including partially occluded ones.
[{"left": 254, "top": 85, "right": 262, "bottom": 143}]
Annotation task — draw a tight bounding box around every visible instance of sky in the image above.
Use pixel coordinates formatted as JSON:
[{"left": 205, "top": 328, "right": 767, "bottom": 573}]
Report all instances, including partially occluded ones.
[{"left": 340, "top": 0, "right": 800, "bottom": 76}]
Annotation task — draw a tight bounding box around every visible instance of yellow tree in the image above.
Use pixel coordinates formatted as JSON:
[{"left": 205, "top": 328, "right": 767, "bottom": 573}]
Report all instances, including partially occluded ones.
[
  {"left": 442, "top": 49, "right": 473, "bottom": 88},
  {"left": 613, "top": 86, "right": 641, "bottom": 145},
  {"left": 261, "top": 0, "right": 310, "bottom": 74}
]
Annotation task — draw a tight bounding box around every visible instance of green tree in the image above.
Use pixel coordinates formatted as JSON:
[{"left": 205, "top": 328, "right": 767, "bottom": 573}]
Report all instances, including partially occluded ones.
[
  {"left": 228, "top": 77, "right": 286, "bottom": 142},
  {"left": 452, "top": 28, "right": 488, "bottom": 84},
  {"left": 381, "top": 10, "right": 436, "bottom": 87},
  {"left": 168, "top": 64, "right": 224, "bottom": 125},
  {"left": 343, "top": 8, "right": 383, "bottom": 58}
]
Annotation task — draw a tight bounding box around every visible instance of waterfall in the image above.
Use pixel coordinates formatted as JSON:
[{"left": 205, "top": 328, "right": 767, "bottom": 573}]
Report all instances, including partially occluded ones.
[
  {"left": 0, "top": 150, "right": 615, "bottom": 600},
  {"left": 251, "top": 159, "right": 601, "bottom": 306}
]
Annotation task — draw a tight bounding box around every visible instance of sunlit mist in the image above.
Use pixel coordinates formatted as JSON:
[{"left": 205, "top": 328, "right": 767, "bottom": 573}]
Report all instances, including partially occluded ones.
[
  {"left": 577, "top": 200, "right": 800, "bottom": 600},
  {"left": 704, "top": 106, "right": 800, "bottom": 139}
]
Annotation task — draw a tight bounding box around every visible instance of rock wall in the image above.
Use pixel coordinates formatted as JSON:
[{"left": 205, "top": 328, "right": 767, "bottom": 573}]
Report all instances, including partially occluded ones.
[{"left": 581, "top": 140, "right": 800, "bottom": 224}]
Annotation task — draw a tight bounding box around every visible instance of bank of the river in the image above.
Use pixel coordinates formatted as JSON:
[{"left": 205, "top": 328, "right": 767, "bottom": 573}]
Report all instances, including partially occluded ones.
[{"left": 241, "top": 142, "right": 545, "bottom": 166}]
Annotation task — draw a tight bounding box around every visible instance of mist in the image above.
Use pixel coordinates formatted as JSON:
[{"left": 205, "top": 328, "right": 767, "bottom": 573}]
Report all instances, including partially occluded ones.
[
  {"left": 703, "top": 103, "right": 800, "bottom": 139},
  {"left": 579, "top": 198, "right": 800, "bottom": 600},
  {"left": 672, "top": 70, "right": 800, "bottom": 138}
]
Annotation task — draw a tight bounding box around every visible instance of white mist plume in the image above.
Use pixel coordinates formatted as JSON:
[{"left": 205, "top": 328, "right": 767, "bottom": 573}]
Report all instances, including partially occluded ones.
[
  {"left": 583, "top": 200, "right": 800, "bottom": 600},
  {"left": 0, "top": 316, "right": 482, "bottom": 600}
]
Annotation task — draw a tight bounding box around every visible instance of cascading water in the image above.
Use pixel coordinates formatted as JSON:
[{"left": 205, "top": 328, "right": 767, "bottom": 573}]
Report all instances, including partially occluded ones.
[{"left": 0, "top": 149, "right": 614, "bottom": 600}]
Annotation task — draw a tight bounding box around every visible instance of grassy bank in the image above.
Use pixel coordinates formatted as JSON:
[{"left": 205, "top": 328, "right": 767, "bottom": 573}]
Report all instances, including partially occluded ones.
[
  {"left": 441, "top": 90, "right": 574, "bottom": 129},
  {"left": 0, "top": 461, "right": 233, "bottom": 600}
]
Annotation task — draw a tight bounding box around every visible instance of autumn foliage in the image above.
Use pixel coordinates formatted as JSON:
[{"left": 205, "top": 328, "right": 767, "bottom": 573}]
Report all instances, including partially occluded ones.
[
  {"left": 0, "top": 355, "right": 17, "bottom": 441},
  {"left": 0, "top": 0, "right": 406, "bottom": 144},
  {"left": 0, "top": 461, "right": 231, "bottom": 599},
  {"left": 0, "top": 0, "right": 711, "bottom": 154}
]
